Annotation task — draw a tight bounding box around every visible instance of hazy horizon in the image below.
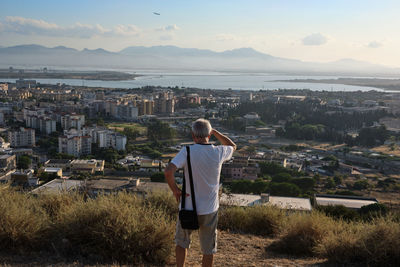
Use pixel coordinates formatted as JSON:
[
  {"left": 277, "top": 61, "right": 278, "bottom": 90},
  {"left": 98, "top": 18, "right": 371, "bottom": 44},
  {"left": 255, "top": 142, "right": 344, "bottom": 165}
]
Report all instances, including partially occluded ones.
[{"left": 1, "top": 0, "right": 400, "bottom": 68}]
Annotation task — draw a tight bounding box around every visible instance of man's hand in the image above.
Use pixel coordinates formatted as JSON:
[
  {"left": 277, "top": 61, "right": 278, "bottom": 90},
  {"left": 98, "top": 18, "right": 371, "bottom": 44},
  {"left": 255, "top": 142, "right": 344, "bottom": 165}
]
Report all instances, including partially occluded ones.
[
  {"left": 211, "top": 128, "right": 237, "bottom": 150},
  {"left": 164, "top": 163, "right": 189, "bottom": 203},
  {"left": 172, "top": 188, "right": 182, "bottom": 203}
]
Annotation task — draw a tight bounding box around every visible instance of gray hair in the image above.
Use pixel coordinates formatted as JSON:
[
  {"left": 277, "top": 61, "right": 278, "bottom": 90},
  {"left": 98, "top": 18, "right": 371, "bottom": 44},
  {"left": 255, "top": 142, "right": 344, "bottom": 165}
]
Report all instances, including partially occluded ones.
[{"left": 192, "top": 119, "right": 212, "bottom": 138}]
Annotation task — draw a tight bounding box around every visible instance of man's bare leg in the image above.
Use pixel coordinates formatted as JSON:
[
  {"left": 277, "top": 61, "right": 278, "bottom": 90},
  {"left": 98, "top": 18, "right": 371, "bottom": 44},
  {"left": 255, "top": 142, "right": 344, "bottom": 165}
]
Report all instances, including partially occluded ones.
[
  {"left": 176, "top": 245, "right": 187, "bottom": 267},
  {"left": 202, "top": 254, "right": 213, "bottom": 267}
]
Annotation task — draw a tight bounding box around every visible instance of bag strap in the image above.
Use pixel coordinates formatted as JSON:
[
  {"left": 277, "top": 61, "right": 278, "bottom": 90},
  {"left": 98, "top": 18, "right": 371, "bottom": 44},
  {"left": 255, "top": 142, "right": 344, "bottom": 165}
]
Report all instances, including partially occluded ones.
[{"left": 180, "top": 146, "right": 197, "bottom": 213}]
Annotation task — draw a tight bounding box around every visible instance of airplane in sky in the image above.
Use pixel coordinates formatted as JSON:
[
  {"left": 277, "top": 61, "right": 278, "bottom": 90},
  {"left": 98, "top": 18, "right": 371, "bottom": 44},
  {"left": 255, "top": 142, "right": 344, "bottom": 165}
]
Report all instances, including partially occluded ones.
[{"left": 153, "top": 12, "right": 160, "bottom": 15}]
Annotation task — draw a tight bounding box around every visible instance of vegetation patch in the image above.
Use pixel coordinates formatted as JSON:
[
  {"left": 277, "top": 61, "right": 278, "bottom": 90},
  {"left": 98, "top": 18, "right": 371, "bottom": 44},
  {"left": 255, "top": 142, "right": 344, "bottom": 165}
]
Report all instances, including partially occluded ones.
[
  {"left": 218, "top": 205, "right": 285, "bottom": 237},
  {"left": 267, "top": 212, "right": 338, "bottom": 256}
]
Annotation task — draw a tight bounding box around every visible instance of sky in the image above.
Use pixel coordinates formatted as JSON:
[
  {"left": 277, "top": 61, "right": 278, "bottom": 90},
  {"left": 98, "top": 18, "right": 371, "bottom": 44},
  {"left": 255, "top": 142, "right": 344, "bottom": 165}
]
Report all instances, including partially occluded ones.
[{"left": 1, "top": 0, "right": 400, "bottom": 67}]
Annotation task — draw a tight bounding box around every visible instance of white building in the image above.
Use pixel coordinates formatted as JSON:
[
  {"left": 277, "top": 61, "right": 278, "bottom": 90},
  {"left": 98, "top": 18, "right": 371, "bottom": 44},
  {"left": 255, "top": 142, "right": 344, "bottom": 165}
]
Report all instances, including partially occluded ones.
[
  {"left": 117, "top": 104, "right": 138, "bottom": 120},
  {"left": 220, "top": 193, "right": 312, "bottom": 211},
  {"left": 25, "top": 115, "right": 56, "bottom": 134},
  {"left": 97, "top": 130, "right": 127, "bottom": 151},
  {"left": 8, "top": 127, "right": 35, "bottom": 147},
  {"left": 58, "top": 129, "right": 91, "bottom": 157},
  {"left": 61, "top": 114, "right": 85, "bottom": 130},
  {"left": 83, "top": 126, "right": 127, "bottom": 151}
]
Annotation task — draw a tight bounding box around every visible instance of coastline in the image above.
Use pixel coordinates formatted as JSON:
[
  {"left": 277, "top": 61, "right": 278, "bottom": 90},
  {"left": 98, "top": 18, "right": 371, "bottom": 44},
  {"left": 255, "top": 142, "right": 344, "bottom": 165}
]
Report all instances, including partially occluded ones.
[
  {"left": 0, "top": 70, "right": 140, "bottom": 81},
  {"left": 275, "top": 77, "right": 400, "bottom": 91}
]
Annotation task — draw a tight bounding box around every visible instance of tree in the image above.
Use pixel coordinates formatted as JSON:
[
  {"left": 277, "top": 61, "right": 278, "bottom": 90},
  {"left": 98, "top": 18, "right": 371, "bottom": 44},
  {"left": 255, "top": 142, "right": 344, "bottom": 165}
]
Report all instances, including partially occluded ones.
[
  {"left": 272, "top": 173, "right": 292, "bottom": 183},
  {"left": 353, "top": 180, "right": 370, "bottom": 190},
  {"left": 269, "top": 182, "right": 301, "bottom": 197},
  {"left": 17, "top": 155, "right": 31, "bottom": 169},
  {"left": 333, "top": 175, "right": 343, "bottom": 185},
  {"left": 325, "top": 178, "right": 336, "bottom": 189},
  {"left": 251, "top": 179, "right": 269, "bottom": 194},
  {"left": 291, "top": 177, "right": 315, "bottom": 192},
  {"left": 150, "top": 172, "right": 166, "bottom": 182},
  {"left": 147, "top": 120, "right": 176, "bottom": 141},
  {"left": 124, "top": 127, "right": 140, "bottom": 141}
]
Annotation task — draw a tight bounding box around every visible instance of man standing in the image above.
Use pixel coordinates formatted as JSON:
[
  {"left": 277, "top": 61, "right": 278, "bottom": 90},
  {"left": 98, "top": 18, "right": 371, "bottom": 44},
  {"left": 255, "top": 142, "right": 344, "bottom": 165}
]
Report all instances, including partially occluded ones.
[{"left": 164, "top": 119, "right": 236, "bottom": 267}]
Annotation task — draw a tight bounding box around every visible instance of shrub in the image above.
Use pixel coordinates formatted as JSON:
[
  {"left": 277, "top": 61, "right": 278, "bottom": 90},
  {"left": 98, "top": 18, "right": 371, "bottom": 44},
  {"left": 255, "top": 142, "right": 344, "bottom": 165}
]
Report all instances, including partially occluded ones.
[
  {"left": 53, "top": 192, "right": 174, "bottom": 264},
  {"left": 145, "top": 190, "right": 178, "bottom": 219},
  {"left": 150, "top": 172, "right": 166, "bottom": 182},
  {"left": 268, "top": 212, "right": 338, "bottom": 256},
  {"left": 360, "top": 203, "right": 388, "bottom": 220},
  {"left": 317, "top": 205, "right": 360, "bottom": 221},
  {"left": 218, "top": 205, "right": 285, "bottom": 237},
  {"left": 316, "top": 217, "right": 400, "bottom": 266},
  {"left": 0, "top": 187, "right": 49, "bottom": 252}
]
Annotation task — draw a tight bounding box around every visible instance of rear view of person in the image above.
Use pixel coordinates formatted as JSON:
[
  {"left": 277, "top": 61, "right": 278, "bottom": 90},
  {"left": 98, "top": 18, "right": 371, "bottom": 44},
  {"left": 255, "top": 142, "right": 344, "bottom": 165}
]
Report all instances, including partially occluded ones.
[{"left": 164, "top": 118, "right": 236, "bottom": 267}]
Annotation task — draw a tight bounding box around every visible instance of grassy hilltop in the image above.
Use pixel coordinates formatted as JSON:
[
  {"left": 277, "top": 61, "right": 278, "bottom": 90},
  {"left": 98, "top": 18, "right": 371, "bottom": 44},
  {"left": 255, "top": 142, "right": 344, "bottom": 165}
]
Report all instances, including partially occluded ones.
[{"left": 0, "top": 185, "right": 399, "bottom": 266}]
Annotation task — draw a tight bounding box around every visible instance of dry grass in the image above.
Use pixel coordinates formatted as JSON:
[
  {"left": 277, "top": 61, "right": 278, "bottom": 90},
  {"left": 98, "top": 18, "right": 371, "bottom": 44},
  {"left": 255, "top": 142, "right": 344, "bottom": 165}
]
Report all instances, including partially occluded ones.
[
  {"left": 0, "top": 186, "right": 49, "bottom": 252},
  {"left": 1, "top": 185, "right": 399, "bottom": 266},
  {"left": 0, "top": 187, "right": 174, "bottom": 265},
  {"left": 316, "top": 216, "right": 400, "bottom": 266},
  {"left": 268, "top": 212, "right": 339, "bottom": 256},
  {"left": 53, "top": 193, "right": 174, "bottom": 264},
  {"left": 218, "top": 205, "right": 285, "bottom": 237}
]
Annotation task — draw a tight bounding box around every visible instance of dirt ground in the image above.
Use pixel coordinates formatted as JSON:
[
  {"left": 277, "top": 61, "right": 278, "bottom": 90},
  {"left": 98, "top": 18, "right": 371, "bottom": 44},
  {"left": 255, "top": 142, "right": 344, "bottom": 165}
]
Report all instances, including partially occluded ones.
[{"left": 165, "top": 231, "right": 329, "bottom": 267}]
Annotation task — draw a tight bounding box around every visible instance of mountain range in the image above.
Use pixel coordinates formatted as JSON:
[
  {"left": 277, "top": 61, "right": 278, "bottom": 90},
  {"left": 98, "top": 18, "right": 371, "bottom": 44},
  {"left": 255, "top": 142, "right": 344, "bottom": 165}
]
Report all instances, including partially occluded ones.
[{"left": 0, "top": 44, "right": 398, "bottom": 76}]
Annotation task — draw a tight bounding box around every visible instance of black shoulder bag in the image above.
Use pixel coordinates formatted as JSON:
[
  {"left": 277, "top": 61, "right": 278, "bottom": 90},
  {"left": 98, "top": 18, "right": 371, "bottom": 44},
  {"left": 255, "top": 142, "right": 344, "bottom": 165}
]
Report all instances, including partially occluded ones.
[{"left": 179, "top": 146, "right": 199, "bottom": 230}]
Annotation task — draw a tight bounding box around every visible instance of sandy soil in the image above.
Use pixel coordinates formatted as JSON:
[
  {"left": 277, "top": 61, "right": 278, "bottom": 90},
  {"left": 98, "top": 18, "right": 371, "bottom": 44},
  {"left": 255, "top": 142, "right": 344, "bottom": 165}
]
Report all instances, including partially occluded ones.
[{"left": 165, "top": 231, "right": 328, "bottom": 267}]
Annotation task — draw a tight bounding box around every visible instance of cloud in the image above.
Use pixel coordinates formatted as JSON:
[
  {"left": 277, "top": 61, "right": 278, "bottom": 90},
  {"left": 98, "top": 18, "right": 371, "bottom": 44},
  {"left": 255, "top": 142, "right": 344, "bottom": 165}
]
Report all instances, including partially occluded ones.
[
  {"left": 302, "top": 33, "right": 328, "bottom": 46},
  {"left": 155, "top": 24, "right": 180, "bottom": 32},
  {"left": 215, "top": 33, "right": 239, "bottom": 42},
  {"left": 367, "top": 41, "right": 382, "bottom": 48},
  {"left": 159, "top": 34, "right": 173, "bottom": 41},
  {"left": 0, "top": 16, "right": 140, "bottom": 38}
]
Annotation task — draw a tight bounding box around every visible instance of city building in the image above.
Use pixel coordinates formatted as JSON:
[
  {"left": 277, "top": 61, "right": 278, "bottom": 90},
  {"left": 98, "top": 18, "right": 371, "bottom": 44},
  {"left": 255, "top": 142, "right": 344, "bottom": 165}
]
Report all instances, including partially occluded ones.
[
  {"left": 31, "top": 179, "right": 84, "bottom": 195},
  {"left": 25, "top": 115, "right": 57, "bottom": 134},
  {"left": 61, "top": 114, "right": 85, "bottom": 130},
  {"left": 154, "top": 92, "right": 175, "bottom": 114},
  {"left": 70, "top": 159, "right": 105, "bottom": 174},
  {"left": 16, "top": 79, "right": 36, "bottom": 89},
  {"left": 8, "top": 128, "right": 35, "bottom": 147},
  {"left": 11, "top": 169, "right": 37, "bottom": 187},
  {"left": 44, "top": 159, "right": 72, "bottom": 171},
  {"left": 0, "top": 154, "right": 16, "bottom": 172},
  {"left": 220, "top": 193, "right": 312, "bottom": 211},
  {"left": 58, "top": 129, "right": 91, "bottom": 157},
  {"left": 315, "top": 194, "right": 378, "bottom": 210},
  {"left": 116, "top": 103, "right": 138, "bottom": 120},
  {"left": 97, "top": 130, "right": 127, "bottom": 151},
  {"left": 139, "top": 100, "right": 154, "bottom": 115}
]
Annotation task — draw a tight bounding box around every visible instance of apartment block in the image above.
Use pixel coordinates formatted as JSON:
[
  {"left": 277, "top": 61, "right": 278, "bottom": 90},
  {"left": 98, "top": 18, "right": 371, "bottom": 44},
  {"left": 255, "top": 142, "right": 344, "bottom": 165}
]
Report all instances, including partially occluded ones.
[
  {"left": 61, "top": 114, "right": 85, "bottom": 130},
  {"left": 97, "top": 131, "right": 127, "bottom": 151},
  {"left": 25, "top": 115, "right": 57, "bottom": 134},
  {"left": 83, "top": 126, "right": 127, "bottom": 151},
  {"left": 58, "top": 129, "right": 91, "bottom": 157},
  {"left": 8, "top": 128, "right": 36, "bottom": 147},
  {"left": 0, "top": 154, "right": 16, "bottom": 172}
]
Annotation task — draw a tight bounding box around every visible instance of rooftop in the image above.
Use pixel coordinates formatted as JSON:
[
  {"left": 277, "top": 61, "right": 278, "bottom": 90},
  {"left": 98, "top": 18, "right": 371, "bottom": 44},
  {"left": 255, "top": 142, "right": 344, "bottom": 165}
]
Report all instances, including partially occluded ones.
[
  {"left": 31, "top": 179, "right": 83, "bottom": 195},
  {"left": 315, "top": 194, "right": 378, "bottom": 209},
  {"left": 46, "top": 159, "right": 72, "bottom": 164}
]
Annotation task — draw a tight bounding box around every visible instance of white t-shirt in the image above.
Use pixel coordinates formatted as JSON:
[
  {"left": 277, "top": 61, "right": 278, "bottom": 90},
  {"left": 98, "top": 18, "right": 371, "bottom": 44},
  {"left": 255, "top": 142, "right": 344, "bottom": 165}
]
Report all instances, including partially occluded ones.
[{"left": 171, "top": 144, "right": 234, "bottom": 215}]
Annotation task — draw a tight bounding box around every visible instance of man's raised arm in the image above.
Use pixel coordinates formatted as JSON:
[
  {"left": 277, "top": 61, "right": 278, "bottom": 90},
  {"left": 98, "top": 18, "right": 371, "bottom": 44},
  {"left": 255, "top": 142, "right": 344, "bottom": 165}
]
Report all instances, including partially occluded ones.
[{"left": 211, "top": 129, "right": 237, "bottom": 151}]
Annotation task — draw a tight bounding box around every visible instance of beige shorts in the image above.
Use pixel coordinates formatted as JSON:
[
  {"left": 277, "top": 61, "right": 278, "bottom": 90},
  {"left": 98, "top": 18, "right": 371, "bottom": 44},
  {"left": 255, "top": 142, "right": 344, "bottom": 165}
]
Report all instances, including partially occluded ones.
[{"left": 175, "top": 211, "right": 218, "bottom": 255}]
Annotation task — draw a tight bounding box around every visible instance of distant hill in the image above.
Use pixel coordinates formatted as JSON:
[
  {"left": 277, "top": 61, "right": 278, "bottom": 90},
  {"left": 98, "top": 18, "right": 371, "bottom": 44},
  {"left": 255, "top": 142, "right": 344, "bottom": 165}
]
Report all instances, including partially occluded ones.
[{"left": 0, "top": 44, "right": 399, "bottom": 76}]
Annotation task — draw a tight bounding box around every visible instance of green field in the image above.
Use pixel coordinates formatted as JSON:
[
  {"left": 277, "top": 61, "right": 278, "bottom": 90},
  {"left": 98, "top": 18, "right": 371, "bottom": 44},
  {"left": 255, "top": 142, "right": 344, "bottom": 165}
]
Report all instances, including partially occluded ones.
[{"left": 106, "top": 122, "right": 147, "bottom": 134}]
